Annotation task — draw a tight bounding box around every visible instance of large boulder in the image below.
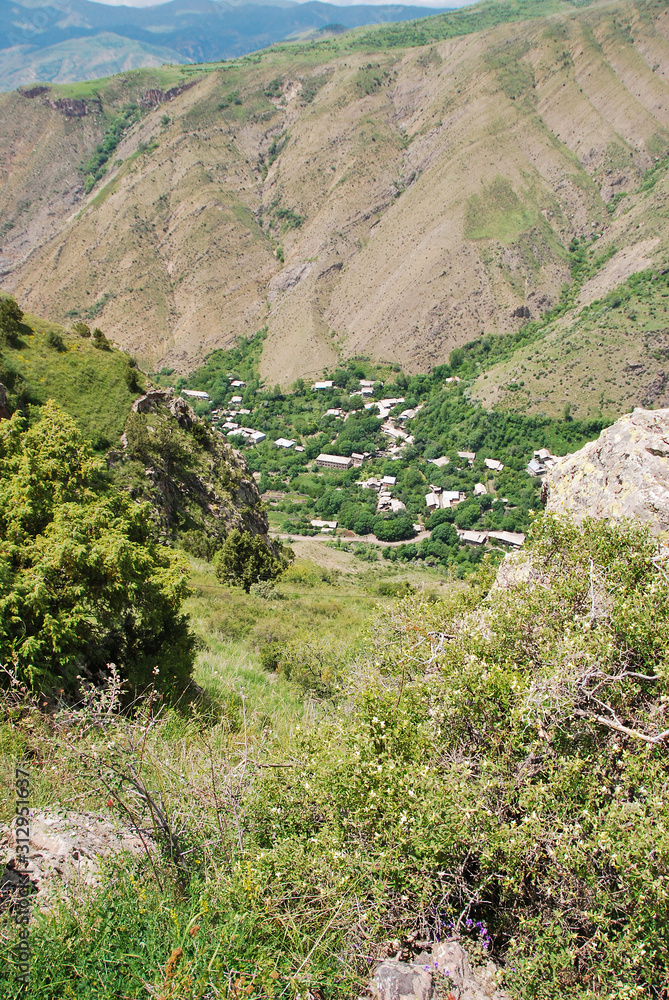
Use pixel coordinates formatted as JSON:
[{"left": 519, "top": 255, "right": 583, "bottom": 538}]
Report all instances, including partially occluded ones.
[{"left": 543, "top": 407, "right": 669, "bottom": 539}]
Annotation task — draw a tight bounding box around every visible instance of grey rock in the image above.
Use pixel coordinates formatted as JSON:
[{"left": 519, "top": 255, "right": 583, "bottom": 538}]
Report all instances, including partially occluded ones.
[
  {"left": 544, "top": 407, "right": 669, "bottom": 538},
  {"left": 372, "top": 961, "right": 433, "bottom": 1000},
  {"left": 370, "top": 940, "right": 507, "bottom": 1000},
  {"left": 169, "top": 394, "right": 196, "bottom": 429},
  {"left": 132, "top": 387, "right": 174, "bottom": 413},
  {"left": 0, "top": 810, "right": 151, "bottom": 913},
  {"left": 433, "top": 941, "right": 505, "bottom": 999}
]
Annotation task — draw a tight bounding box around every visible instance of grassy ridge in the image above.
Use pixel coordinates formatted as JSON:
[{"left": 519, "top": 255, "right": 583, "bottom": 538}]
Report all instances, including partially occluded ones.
[
  {"left": 38, "top": 0, "right": 584, "bottom": 106},
  {"left": 0, "top": 311, "right": 143, "bottom": 448}
]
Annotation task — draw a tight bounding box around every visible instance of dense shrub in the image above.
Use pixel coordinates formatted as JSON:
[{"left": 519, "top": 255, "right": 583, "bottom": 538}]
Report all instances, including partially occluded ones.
[
  {"left": 46, "top": 330, "right": 65, "bottom": 352},
  {"left": 0, "top": 296, "right": 24, "bottom": 346},
  {"left": 372, "top": 513, "right": 416, "bottom": 541},
  {"left": 0, "top": 402, "right": 195, "bottom": 696},
  {"left": 245, "top": 516, "right": 669, "bottom": 997}
]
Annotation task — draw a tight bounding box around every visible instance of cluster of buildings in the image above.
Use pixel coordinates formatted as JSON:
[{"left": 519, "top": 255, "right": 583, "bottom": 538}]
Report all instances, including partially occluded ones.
[
  {"left": 356, "top": 474, "right": 406, "bottom": 513},
  {"left": 425, "top": 487, "right": 467, "bottom": 511},
  {"left": 227, "top": 428, "right": 266, "bottom": 445},
  {"left": 527, "top": 449, "right": 559, "bottom": 476}
]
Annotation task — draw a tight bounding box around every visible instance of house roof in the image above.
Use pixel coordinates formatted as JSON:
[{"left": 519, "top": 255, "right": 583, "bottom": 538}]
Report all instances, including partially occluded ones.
[{"left": 182, "top": 389, "right": 210, "bottom": 399}]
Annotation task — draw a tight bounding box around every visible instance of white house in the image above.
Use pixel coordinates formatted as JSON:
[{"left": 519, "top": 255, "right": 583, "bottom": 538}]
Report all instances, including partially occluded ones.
[
  {"left": 312, "top": 381, "right": 334, "bottom": 390},
  {"left": 488, "top": 530, "right": 526, "bottom": 547},
  {"left": 457, "top": 451, "right": 476, "bottom": 464},
  {"left": 474, "top": 483, "right": 488, "bottom": 496},
  {"left": 428, "top": 456, "right": 450, "bottom": 468},
  {"left": 275, "top": 438, "right": 296, "bottom": 449},
  {"left": 485, "top": 458, "right": 504, "bottom": 472},
  {"left": 182, "top": 389, "right": 210, "bottom": 400},
  {"left": 459, "top": 530, "right": 487, "bottom": 545}
]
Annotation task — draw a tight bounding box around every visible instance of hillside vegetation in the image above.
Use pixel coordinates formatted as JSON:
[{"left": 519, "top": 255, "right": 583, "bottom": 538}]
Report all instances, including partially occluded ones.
[
  {"left": 1, "top": 0, "right": 668, "bottom": 411},
  {"left": 2, "top": 514, "right": 669, "bottom": 998}
]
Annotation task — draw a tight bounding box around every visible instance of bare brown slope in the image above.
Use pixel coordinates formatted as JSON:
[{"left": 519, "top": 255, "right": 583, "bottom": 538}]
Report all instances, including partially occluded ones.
[{"left": 1, "top": 0, "right": 668, "bottom": 384}]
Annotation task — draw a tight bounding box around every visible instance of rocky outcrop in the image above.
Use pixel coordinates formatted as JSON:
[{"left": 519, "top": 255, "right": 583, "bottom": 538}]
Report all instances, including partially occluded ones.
[
  {"left": 132, "top": 387, "right": 197, "bottom": 431},
  {"left": 0, "top": 811, "right": 149, "bottom": 913},
  {"left": 543, "top": 407, "right": 669, "bottom": 538},
  {"left": 118, "top": 389, "right": 268, "bottom": 543},
  {"left": 132, "top": 387, "right": 175, "bottom": 413},
  {"left": 370, "top": 940, "right": 506, "bottom": 1000},
  {"left": 46, "top": 97, "right": 88, "bottom": 118}
]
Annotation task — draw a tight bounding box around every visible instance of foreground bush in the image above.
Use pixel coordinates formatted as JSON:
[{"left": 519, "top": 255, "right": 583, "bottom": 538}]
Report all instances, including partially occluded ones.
[
  {"left": 246, "top": 515, "right": 669, "bottom": 997},
  {"left": 2, "top": 516, "right": 668, "bottom": 998},
  {"left": 0, "top": 401, "right": 195, "bottom": 696}
]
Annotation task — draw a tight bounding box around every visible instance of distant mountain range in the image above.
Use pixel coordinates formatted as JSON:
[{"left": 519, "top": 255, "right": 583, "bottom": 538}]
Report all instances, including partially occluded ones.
[{"left": 0, "top": 0, "right": 449, "bottom": 89}]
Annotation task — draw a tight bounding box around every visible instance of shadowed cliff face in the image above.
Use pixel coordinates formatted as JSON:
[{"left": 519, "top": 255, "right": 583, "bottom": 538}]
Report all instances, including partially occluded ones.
[{"left": 0, "top": 0, "right": 668, "bottom": 385}]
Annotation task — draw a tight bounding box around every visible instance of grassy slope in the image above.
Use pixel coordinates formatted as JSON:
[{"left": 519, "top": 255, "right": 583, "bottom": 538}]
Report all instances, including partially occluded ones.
[
  {"left": 473, "top": 265, "right": 669, "bottom": 419},
  {"left": 2, "top": 311, "right": 143, "bottom": 446},
  {"left": 2, "top": 518, "right": 667, "bottom": 998}
]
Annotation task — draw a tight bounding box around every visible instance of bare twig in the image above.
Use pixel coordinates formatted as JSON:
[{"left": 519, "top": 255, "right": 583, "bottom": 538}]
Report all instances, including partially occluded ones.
[{"left": 574, "top": 709, "right": 669, "bottom": 744}]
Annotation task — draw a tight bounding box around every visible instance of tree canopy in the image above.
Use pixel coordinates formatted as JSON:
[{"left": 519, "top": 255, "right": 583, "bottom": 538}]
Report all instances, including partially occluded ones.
[{"left": 214, "top": 529, "right": 292, "bottom": 592}]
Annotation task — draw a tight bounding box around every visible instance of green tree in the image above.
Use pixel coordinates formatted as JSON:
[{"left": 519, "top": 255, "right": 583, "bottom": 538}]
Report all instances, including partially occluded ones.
[
  {"left": 0, "top": 401, "right": 195, "bottom": 696},
  {"left": 0, "top": 297, "right": 24, "bottom": 347},
  {"left": 71, "top": 321, "right": 91, "bottom": 338},
  {"left": 454, "top": 499, "right": 483, "bottom": 529},
  {"left": 214, "top": 530, "right": 292, "bottom": 593},
  {"left": 46, "top": 330, "right": 65, "bottom": 352},
  {"left": 92, "top": 327, "right": 110, "bottom": 350},
  {"left": 431, "top": 520, "right": 458, "bottom": 545},
  {"left": 373, "top": 514, "right": 416, "bottom": 542}
]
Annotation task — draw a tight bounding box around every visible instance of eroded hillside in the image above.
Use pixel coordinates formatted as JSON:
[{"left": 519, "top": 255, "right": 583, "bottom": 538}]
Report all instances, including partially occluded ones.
[{"left": 0, "top": 0, "right": 668, "bottom": 385}]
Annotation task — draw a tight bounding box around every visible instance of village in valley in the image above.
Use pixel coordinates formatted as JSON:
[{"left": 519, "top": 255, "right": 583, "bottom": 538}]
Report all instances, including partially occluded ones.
[{"left": 176, "top": 355, "right": 577, "bottom": 576}]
